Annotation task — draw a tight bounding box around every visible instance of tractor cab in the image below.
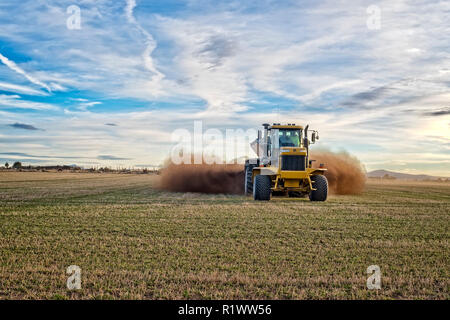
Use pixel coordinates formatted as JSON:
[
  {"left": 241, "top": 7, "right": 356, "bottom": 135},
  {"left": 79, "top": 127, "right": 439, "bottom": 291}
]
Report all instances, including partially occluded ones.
[
  {"left": 267, "top": 124, "right": 304, "bottom": 167},
  {"left": 276, "top": 127, "right": 302, "bottom": 148}
]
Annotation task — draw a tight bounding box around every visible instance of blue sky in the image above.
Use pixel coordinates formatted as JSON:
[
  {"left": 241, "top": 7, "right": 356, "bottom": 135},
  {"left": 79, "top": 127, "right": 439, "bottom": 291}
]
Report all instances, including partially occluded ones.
[{"left": 0, "top": 0, "right": 449, "bottom": 175}]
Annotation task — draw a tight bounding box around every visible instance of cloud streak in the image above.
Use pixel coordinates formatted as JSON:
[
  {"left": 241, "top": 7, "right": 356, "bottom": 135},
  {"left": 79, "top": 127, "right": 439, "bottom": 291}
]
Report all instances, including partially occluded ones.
[
  {"left": 0, "top": 94, "right": 59, "bottom": 110},
  {"left": 97, "top": 155, "right": 132, "bottom": 160},
  {"left": 7, "top": 123, "right": 42, "bottom": 131},
  {"left": 0, "top": 152, "right": 84, "bottom": 159},
  {"left": 125, "top": 0, "right": 164, "bottom": 92},
  {"left": 0, "top": 53, "right": 51, "bottom": 92},
  {"left": 0, "top": 81, "right": 48, "bottom": 96},
  {"left": 424, "top": 107, "right": 450, "bottom": 116}
]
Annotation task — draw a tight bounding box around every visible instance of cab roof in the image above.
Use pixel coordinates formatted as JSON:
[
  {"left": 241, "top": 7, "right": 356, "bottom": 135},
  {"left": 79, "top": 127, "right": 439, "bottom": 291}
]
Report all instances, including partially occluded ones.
[{"left": 269, "top": 123, "right": 303, "bottom": 130}]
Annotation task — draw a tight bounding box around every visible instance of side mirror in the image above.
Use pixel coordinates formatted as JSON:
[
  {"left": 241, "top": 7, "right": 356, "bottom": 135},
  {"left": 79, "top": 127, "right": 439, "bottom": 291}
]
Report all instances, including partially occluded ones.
[{"left": 311, "top": 132, "right": 316, "bottom": 143}]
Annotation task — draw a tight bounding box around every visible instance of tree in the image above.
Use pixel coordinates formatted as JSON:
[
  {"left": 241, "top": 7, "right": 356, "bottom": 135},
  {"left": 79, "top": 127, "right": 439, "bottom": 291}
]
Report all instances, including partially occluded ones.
[
  {"left": 12, "top": 161, "right": 22, "bottom": 169},
  {"left": 4, "top": 162, "right": 9, "bottom": 169}
]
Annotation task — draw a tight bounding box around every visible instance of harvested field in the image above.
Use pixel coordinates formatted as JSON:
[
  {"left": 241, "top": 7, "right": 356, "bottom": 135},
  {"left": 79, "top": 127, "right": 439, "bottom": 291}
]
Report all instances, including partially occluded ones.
[{"left": 0, "top": 171, "right": 448, "bottom": 299}]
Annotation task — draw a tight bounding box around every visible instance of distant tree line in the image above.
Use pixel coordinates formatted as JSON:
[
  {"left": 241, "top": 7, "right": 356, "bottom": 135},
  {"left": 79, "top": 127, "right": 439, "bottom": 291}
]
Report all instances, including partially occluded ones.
[
  {"left": 1, "top": 162, "right": 160, "bottom": 174},
  {"left": 3, "top": 161, "right": 22, "bottom": 169}
]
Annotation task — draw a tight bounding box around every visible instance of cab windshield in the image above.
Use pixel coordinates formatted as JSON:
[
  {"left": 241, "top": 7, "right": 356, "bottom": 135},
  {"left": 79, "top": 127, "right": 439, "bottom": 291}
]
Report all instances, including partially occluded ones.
[{"left": 279, "top": 129, "right": 301, "bottom": 147}]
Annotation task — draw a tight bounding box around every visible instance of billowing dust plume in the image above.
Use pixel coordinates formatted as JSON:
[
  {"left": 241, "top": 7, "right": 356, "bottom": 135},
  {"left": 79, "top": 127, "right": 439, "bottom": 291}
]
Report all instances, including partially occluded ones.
[
  {"left": 158, "top": 151, "right": 365, "bottom": 195},
  {"left": 158, "top": 162, "right": 244, "bottom": 194},
  {"left": 310, "top": 150, "right": 366, "bottom": 195}
]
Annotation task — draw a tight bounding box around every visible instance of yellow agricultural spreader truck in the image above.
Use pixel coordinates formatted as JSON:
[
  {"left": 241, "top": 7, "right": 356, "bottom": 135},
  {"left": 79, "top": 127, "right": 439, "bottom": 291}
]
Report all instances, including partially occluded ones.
[{"left": 244, "top": 123, "right": 328, "bottom": 201}]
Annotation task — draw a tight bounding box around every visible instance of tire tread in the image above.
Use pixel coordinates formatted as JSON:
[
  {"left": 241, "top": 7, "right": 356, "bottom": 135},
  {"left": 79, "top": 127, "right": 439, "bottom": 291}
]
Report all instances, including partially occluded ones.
[
  {"left": 309, "top": 175, "right": 328, "bottom": 201},
  {"left": 253, "top": 175, "right": 271, "bottom": 201}
]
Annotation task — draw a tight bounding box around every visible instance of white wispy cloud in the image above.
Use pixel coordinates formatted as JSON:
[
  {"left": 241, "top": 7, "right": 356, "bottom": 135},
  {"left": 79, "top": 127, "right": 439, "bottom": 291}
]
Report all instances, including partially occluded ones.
[
  {"left": 76, "top": 101, "right": 102, "bottom": 111},
  {"left": 0, "top": 81, "right": 49, "bottom": 96},
  {"left": 0, "top": 94, "right": 59, "bottom": 110},
  {"left": 125, "top": 0, "right": 165, "bottom": 95},
  {"left": 0, "top": 53, "right": 51, "bottom": 92}
]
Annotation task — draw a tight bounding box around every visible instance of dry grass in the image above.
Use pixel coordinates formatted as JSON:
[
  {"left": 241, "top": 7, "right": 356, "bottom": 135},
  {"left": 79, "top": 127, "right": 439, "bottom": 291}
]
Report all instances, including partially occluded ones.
[{"left": 0, "top": 172, "right": 448, "bottom": 299}]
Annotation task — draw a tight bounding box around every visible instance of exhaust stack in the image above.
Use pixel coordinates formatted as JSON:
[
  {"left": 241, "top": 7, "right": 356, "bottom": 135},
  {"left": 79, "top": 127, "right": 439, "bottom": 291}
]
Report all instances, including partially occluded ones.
[{"left": 262, "top": 123, "right": 270, "bottom": 158}]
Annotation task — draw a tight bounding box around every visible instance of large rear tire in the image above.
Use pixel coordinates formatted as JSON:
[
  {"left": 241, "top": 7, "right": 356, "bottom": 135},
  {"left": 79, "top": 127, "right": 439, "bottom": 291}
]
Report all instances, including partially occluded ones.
[
  {"left": 253, "top": 175, "right": 271, "bottom": 201},
  {"left": 244, "top": 160, "right": 258, "bottom": 196},
  {"left": 309, "top": 175, "right": 328, "bottom": 201},
  {"left": 244, "top": 166, "right": 253, "bottom": 195}
]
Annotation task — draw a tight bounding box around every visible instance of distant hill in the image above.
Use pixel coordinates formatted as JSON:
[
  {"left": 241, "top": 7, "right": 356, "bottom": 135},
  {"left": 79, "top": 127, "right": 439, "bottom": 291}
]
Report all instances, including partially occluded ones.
[{"left": 367, "top": 169, "right": 448, "bottom": 180}]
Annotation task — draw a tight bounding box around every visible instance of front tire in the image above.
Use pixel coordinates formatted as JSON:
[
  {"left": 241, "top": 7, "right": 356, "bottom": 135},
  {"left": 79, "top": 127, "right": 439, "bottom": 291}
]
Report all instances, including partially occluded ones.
[
  {"left": 309, "top": 175, "right": 328, "bottom": 201},
  {"left": 253, "top": 175, "right": 271, "bottom": 201}
]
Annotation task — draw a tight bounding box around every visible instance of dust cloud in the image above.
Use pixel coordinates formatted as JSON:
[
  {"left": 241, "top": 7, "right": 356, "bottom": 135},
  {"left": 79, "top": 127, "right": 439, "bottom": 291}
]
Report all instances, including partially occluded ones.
[
  {"left": 158, "top": 162, "right": 244, "bottom": 195},
  {"left": 158, "top": 151, "right": 365, "bottom": 195},
  {"left": 310, "top": 150, "right": 366, "bottom": 195}
]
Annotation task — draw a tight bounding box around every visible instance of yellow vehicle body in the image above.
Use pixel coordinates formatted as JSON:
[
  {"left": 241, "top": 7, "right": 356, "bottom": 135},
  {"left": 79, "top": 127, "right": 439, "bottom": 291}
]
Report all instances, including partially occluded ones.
[
  {"left": 244, "top": 123, "right": 328, "bottom": 201},
  {"left": 251, "top": 148, "right": 326, "bottom": 194}
]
